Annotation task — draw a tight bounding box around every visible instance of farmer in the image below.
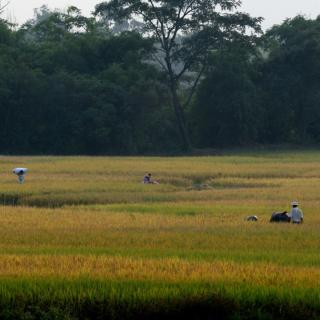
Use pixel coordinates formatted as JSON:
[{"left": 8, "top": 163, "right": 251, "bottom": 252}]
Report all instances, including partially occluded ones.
[
  {"left": 289, "top": 201, "right": 304, "bottom": 224},
  {"left": 143, "top": 173, "right": 151, "bottom": 184},
  {"left": 13, "top": 168, "right": 28, "bottom": 184},
  {"left": 143, "top": 173, "right": 159, "bottom": 184}
]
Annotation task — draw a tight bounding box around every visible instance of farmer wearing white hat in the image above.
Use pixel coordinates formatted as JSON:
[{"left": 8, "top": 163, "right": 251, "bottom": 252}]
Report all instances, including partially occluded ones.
[{"left": 289, "top": 201, "right": 303, "bottom": 224}]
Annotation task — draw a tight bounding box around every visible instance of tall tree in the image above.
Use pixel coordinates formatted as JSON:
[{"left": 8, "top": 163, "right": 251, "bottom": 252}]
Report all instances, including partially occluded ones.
[{"left": 95, "top": 0, "right": 262, "bottom": 150}]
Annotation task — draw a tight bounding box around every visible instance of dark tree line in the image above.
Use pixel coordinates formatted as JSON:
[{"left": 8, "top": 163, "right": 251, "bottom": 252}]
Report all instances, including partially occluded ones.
[
  {"left": 0, "top": 4, "right": 320, "bottom": 154},
  {"left": 0, "top": 7, "right": 179, "bottom": 154},
  {"left": 192, "top": 16, "right": 320, "bottom": 148}
]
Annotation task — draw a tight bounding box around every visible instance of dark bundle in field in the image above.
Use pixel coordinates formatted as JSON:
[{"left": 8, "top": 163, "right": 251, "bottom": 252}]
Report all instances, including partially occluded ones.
[{"left": 270, "top": 211, "right": 291, "bottom": 223}]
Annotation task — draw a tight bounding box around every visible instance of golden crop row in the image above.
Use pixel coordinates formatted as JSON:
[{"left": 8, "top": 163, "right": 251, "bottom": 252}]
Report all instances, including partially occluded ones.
[{"left": 0, "top": 255, "right": 318, "bottom": 288}]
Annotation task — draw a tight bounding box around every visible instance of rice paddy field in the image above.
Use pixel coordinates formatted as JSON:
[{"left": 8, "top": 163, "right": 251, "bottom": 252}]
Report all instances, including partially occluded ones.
[{"left": 0, "top": 151, "right": 319, "bottom": 319}]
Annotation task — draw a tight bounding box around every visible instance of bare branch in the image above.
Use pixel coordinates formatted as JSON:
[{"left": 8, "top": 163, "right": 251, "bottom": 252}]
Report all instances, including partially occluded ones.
[
  {"left": 175, "top": 44, "right": 208, "bottom": 80},
  {"left": 183, "top": 64, "right": 206, "bottom": 109},
  {"left": 151, "top": 53, "right": 168, "bottom": 72},
  {"left": 0, "top": 0, "right": 9, "bottom": 14},
  {"left": 136, "top": 8, "right": 165, "bottom": 48}
]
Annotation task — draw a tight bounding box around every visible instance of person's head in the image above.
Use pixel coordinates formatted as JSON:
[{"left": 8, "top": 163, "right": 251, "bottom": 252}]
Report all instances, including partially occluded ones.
[
  {"left": 148, "top": 173, "right": 151, "bottom": 177},
  {"left": 291, "top": 201, "right": 299, "bottom": 208}
]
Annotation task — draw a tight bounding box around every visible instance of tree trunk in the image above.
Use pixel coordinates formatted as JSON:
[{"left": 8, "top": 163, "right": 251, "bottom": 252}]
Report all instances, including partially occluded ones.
[
  {"left": 165, "top": 52, "right": 192, "bottom": 151},
  {"left": 170, "top": 82, "right": 192, "bottom": 151}
]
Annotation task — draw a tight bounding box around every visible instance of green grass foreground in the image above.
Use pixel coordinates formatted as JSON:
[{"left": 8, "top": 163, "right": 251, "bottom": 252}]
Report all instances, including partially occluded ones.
[
  {"left": 0, "top": 152, "right": 319, "bottom": 319},
  {"left": 0, "top": 279, "right": 319, "bottom": 320}
]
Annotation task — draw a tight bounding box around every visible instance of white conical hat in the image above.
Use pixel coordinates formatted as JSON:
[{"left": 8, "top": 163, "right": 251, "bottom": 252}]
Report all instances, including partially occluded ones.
[
  {"left": 291, "top": 200, "right": 299, "bottom": 206},
  {"left": 13, "top": 168, "right": 28, "bottom": 174}
]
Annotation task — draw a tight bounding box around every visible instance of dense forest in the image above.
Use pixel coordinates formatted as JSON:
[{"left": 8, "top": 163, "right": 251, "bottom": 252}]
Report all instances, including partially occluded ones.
[{"left": 1, "top": 1, "right": 320, "bottom": 154}]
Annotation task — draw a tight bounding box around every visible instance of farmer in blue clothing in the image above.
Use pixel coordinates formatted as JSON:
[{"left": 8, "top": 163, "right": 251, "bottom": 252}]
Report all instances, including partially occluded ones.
[
  {"left": 289, "top": 201, "right": 304, "bottom": 224},
  {"left": 143, "top": 173, "right": 159, "bottom": 184}
]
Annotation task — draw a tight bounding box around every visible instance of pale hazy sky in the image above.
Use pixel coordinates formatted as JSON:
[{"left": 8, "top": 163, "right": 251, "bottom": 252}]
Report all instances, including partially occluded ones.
[{"left": 4, "top": 0, "right": 320, "bottom": 30}]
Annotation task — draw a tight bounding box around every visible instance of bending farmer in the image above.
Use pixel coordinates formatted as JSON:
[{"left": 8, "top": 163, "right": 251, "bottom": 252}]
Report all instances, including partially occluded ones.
[
  {"left": 143, "top": 173, "right": 159, "bottom": 184},
  {"left": 13, "top": 168, "right": 28, "bottom": 184}
]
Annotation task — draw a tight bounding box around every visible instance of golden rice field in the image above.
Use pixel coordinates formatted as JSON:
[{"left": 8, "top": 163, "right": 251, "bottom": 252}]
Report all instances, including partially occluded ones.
[{"left": 0, "top": 151, "right": 320, "bottom": 319}]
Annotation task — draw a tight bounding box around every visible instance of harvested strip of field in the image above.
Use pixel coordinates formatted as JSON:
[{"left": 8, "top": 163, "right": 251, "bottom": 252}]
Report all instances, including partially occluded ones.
[{"left": 1, "top": 153, "right": 320, "bottom": 207}]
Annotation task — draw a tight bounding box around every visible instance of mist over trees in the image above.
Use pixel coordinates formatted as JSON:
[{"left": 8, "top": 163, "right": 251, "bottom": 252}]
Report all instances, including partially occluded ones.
[{"left": 0, "top": 3, "right": 320, "bottom": 154}]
